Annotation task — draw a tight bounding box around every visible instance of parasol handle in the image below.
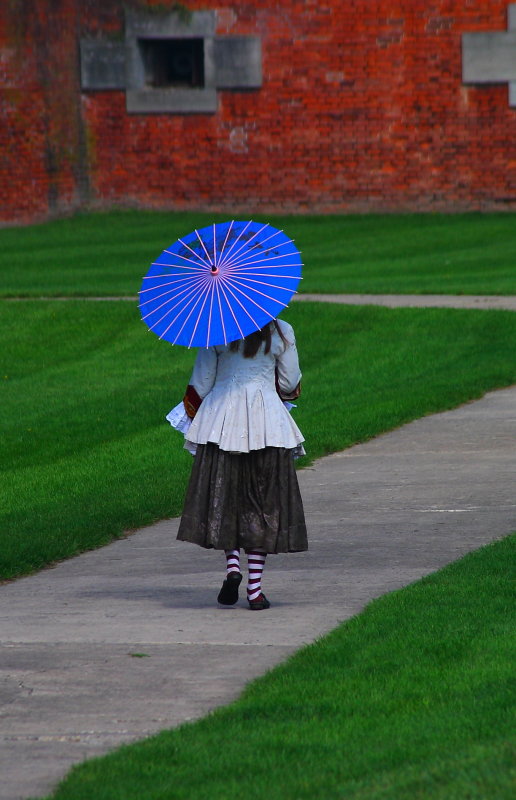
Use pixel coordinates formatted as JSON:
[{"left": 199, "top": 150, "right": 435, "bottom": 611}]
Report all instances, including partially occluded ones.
[{"left": 211, "top": 266, "right": 219, "bottom": 275}]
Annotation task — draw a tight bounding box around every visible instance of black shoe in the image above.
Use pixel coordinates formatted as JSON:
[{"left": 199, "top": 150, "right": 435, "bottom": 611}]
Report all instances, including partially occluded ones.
[
  {"left": 217, "top": 572, "right": 242, "bottom": 605},
  {"left": 248, "top": 593, "right": 271, "bottom": 610}
]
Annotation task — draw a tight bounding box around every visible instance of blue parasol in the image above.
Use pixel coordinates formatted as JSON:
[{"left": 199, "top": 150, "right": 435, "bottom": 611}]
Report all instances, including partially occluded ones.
[{"left": 139, "top": 220, "right": 302, "bottom": 347}]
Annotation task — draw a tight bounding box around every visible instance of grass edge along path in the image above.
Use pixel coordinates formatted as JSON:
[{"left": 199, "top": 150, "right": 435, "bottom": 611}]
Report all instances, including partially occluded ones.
[
  {"left": 37, "top": 533, "right": 516, "bottom": 800},
  {"left": 1, "top": 301, "right": 516, "bottom": 581}
]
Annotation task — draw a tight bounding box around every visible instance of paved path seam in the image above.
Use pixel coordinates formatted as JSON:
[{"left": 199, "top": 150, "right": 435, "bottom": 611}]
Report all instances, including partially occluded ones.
[
  {"left": 294, "top": 293, "right": 516, "bottom": 310},
  {"left": 4, "top": 293, "right": 516, "bottom": 310}
]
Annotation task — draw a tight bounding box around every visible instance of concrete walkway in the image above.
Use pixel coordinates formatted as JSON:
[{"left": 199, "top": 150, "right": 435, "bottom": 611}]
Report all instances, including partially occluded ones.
[
  {"left": 1, "top": 385, "right": 515, "bottom": 800},
  {"left": 294, "top": 293, "right": 516, "bottom": 311}
]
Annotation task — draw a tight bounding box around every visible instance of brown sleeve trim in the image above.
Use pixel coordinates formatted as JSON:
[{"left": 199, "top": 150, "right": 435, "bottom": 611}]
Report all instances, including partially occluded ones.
[
  {"left": 275, "top": 370, "right": 301, "bottom": 402},
  {"left": 183, "top": 384, "right": 203, "bottom": 419}
]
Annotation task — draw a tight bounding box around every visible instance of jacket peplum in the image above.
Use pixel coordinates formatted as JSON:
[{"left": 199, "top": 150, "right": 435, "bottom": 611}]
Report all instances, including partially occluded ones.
[{"left": 184, "top": 319, "right": 305, "bottom": 455}]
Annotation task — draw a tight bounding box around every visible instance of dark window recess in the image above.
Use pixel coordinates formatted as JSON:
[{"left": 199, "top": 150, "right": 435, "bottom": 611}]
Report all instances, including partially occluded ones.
[{"left": 139, "top": 38, "right": 204, "bottom": 88}]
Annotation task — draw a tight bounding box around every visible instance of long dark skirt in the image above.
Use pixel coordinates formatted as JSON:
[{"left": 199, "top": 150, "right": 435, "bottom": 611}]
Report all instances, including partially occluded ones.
[{"left": 177, "top": 443, "right": 308, "bottom": 553}]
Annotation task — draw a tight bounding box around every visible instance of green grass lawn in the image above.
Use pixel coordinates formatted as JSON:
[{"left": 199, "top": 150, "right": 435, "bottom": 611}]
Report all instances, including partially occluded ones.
[
  {"left": 2, "top": 212, "right": 514, "bottom": 798},
  {"left": 1, "top": 300, "right": 515, "bottom": 581},
  {"left": 37, "top": 533, "right": 516, "bottom": 800},
  {"left": 1, "top": 210, "right": 515, "bottom": 296}
]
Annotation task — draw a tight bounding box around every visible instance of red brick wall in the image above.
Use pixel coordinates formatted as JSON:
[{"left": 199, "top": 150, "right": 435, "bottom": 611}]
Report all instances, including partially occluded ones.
[{"left": 1, "top": 0, "right": 515, "bottom": 223}]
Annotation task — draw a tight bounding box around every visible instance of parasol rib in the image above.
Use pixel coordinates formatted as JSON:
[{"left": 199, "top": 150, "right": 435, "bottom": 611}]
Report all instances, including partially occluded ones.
[
  {"left": 217, "top": 280, "right": 245, "bottom": 342},
  {"left": 223, "top": 272, "right": 301, "bottom": 280},
  {"left": 225, "top": 276, "right": 297, "bottom": 295},
  {"left": 220, "top": 282, "right": 266, "bottom": 330},
  {"left": 175, "top": 239, "right": 213, "bottom": 269},
  {"left": 217, "top": 222, "right": 270, "bottom": 269},
  {"left": 224, "top": 253, "right": 302, "bottom": 274},
  {"left": 226, "top": 277, "right": 290, "bottom": 309},
  {"left": 195, "top": 229, "right": 214, "bottom": 266},
  {"left": 141, "top": 278, "right": 207, "bottom": 320},
  {"left": 212, "top": 224, "right": 218, "bottom": 268},
  {"left": 167, "top": 281, "right": 212, "bottom": 344},
  {"left": 187, "top": 281, "right": 213, "bottom": 348},
  {"left": 206, "top": 280, "right": 217, "bottom": 348},
  {"left": 219, "top": 229, "right": 289, "bottom": 270},
  {"left": 217, "top": 219, "right": 253, "bottom": 266},
  {"left": 160, "top": 252, "right": 209, "bottom": 269},
  {"left": 215, "top": 280, "right": 228, "bottom": 344},
  {"left": 144, "top": 277, "right": 207, "bottom": 328},
  {"left": 217, "top": 220, "right": 235, "bottom": 265},
  {"left": 139, "top": 273, "right": 212, "bottom": 299}
]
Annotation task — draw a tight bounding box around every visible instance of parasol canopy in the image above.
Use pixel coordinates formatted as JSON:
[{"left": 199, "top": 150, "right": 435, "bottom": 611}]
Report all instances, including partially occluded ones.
[{"left": 139, "top": 220, "right": 302, "bottom": 347}]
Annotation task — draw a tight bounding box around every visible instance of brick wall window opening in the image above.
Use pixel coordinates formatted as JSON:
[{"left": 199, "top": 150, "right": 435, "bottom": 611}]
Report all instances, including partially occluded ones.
[{"left": 139, "top": 38, "right": 205, "bottom": 88}]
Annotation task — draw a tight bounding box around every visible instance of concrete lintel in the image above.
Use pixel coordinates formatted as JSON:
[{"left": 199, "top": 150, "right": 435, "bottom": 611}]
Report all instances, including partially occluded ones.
[
  {"left": 125, "top": 9, "right": 216, "bottom": 40},
  {"left": 203, "top": 38, "right": 216, "bottom": 90},
  {"left": 213, "top": 37, "right": 262, "bottom": 88},
  {"left": 509, "top": 0, "right": 516, "bottom": 106},
  {"left": 80, "top": 40, "right": 127, "bottom": 90},
  {"left": 462, "top": 32, "right": 516, "bottom": 83},
  {"left": 509, "top": 4, "right": 516, "bottom": 31},
  {"left": 126, "top": 87, "right": 217, "bottom": 114}
]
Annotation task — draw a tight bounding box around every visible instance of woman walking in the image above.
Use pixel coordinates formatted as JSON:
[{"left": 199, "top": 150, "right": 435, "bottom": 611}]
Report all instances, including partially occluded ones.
[{"left": 172, "top": 318, "right": 307, "bottom": 610}]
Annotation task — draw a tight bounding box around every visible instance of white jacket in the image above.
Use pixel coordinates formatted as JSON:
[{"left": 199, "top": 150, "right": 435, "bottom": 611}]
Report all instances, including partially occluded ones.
[{"left": 184, "top": 320, "right": 305, "bottom": 455}]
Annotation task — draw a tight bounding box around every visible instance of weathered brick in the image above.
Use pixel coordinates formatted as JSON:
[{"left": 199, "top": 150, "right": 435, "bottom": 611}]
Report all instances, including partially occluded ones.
[{"left": 0, "top": 0, "right": 514, "bottom": 223}]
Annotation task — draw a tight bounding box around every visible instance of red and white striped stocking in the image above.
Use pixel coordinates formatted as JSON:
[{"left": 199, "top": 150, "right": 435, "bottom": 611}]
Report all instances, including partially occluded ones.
[
  {"left": 224, "top": 549, "right": 241, "bottom": 575},
  {"left": 246, "top": 549, "right": 267, "bottom": 601}
]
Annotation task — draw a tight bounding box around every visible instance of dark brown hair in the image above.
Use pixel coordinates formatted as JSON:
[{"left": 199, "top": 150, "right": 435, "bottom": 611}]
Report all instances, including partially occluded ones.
[{"left": 229, "top": 319, "right": 287, "bottom": 358}]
